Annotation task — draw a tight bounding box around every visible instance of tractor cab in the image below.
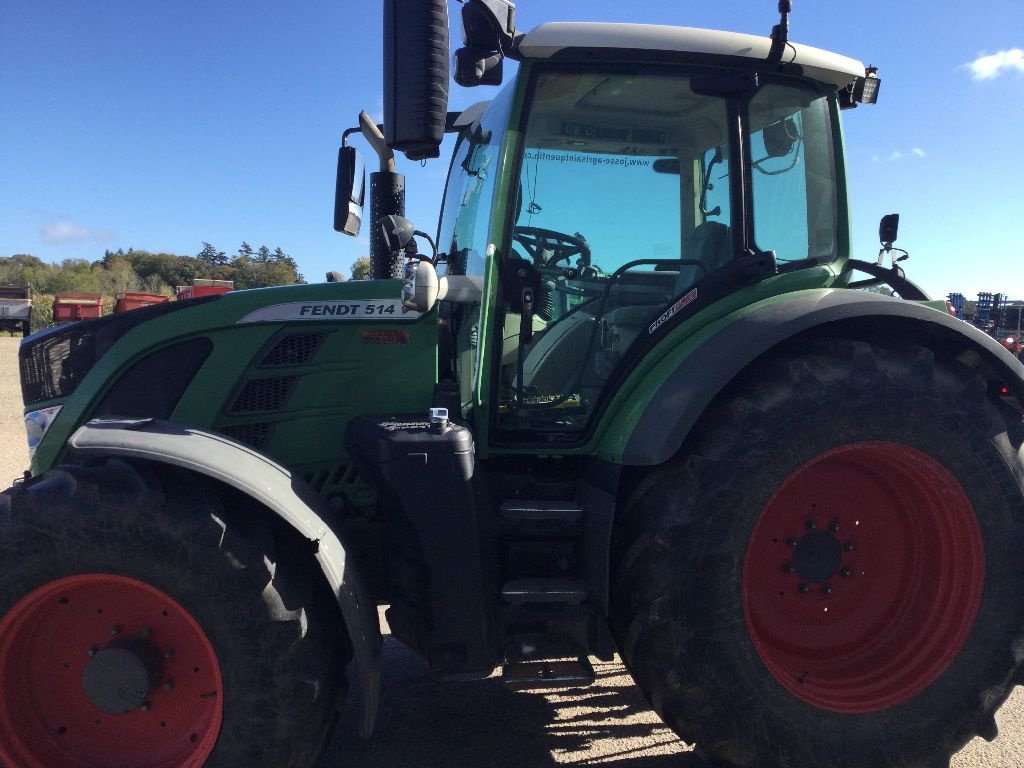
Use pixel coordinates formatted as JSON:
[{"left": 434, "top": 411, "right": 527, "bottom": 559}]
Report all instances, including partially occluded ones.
[{"left": 344, "top": 20, "right": 871, "bottom": 447}]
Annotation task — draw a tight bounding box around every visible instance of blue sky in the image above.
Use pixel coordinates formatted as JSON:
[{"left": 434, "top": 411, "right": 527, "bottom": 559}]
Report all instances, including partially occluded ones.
[{"left": 1, "top": 1, "right": 1021, "bottom": 303}]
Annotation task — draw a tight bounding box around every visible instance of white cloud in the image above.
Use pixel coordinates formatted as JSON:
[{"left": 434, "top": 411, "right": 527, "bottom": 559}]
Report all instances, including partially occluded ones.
[
  {"left": 966, "top": 49, "right": 1024, "bottom": 80},
  {"left": 39, "top": 217, "right": 115, "bottom": 245},
  {"left": 872, "top": 148, "right": 926, "bottom": 163}
]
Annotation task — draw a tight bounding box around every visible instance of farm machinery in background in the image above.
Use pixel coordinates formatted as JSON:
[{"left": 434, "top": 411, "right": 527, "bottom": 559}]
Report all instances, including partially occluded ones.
[
  {"left": 0, "top": 285, "right": 32, "bottom": 337},
  {"left": 52, "top": 292, "right": 104, "bottom": 325},
  {"left": 949, "top": 291, "right": 1023, "bottom": 357},
  {"left": 3, "top": 2, "right": 1024, "bottom": 768}
]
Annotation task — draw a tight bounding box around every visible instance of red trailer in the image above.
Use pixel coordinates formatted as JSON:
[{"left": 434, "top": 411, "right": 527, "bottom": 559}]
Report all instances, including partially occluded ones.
[
  {"left": 52, "top": 293, "right": 104, "bottom": 324},
  {"left": 113, "top": 292, "right": 170, "bottom": 313},
  {"left": 175, "top": 279, "right": 233, "bottom": 300}
]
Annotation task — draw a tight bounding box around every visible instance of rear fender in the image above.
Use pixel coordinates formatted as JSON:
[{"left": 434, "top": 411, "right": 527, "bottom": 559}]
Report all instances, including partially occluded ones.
[
  {"left": 67, "top": 418, "right": 382, "bottom": 737},
  {"left": 614, "top": 290, "right": 1024, "bottom": 466}
]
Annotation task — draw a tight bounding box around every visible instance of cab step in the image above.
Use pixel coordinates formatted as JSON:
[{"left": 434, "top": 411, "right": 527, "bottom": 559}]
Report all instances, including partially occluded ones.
[
  {"left": 500, "top": 499, "right": 583, "bottom": 522},
  {"left": 501, "top": 578, "right": 588, "bottom": 605},
  {"left": 501, "top": 656, "right": 596, "bottom": 689}
]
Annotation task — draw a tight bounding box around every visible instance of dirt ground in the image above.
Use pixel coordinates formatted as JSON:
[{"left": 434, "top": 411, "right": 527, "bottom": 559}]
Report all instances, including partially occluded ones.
[{"left": 2, "top": 335, "right": 1022, "bottom": 767}]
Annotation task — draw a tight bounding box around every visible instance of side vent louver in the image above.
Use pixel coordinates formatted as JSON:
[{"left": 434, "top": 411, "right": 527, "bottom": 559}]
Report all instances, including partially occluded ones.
[
  {"left": 219, "top": 423, "right": 273, "bottom": 449},
  {"left": 259, "top": 332, "right": 328, "bottom": 367},
  {"left": 229, "top": 376, "right": 298, "bottom": 413}
]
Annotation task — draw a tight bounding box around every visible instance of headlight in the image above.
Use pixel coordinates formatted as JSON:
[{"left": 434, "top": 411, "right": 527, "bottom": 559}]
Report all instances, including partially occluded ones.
[{"left": 25, "top": 405, "right": 63, "bottom": 458}]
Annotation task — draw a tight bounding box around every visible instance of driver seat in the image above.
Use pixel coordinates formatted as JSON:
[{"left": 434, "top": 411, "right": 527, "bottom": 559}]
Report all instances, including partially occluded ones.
[{"left": 675, "top": 221, "right": 731, "bottom": 293}]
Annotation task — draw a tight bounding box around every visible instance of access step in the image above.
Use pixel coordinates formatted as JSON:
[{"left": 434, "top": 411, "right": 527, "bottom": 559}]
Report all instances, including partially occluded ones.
[
  {"left": 502, "top": 657, "right": 596, "bottom": 689},
  {"left": 501, "top": 578, "right": 588, "bottom": 605},
  {"left": 500, "top": 499, "right": 583, "bottom": 522}
]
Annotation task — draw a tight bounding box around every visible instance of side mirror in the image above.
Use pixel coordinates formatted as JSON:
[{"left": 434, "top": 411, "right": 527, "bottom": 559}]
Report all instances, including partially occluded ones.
[
  {"left": 384, "top": 0, "right": 449, "bottom": 160},
  {"left": 453, "top": 0, "right": 520, "bottom": 88},
  {"left": 453, "top": 47, "right": 504, "bottom": 87},
  {"left": 879, "top": 213, "right": 900, "bottom": 247},
  {"left": 334, "top": 146, "right": 365, "bottom": 236}
]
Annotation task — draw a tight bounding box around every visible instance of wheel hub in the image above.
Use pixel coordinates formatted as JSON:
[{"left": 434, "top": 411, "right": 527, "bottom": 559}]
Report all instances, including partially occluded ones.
[
  {"left": 790, "top": 529, "right": 842, "bottom": 584},
  {"left": 82, "top": 639, "right": 163, "bottom": 715}
]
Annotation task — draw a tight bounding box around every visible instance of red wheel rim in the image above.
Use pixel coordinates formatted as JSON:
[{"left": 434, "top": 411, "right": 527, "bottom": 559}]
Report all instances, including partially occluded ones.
[
  {"left": 0, "top": 574, "right": 222, "bottom": 768},
  {"left": 742, "top": 441, "right": 984, "bottom": 713}
]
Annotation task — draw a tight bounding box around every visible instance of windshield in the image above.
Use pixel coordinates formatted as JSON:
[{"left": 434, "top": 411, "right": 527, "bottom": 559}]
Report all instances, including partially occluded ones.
[{"left": 495, "top": 68, "right": 838, "bottom": 438}]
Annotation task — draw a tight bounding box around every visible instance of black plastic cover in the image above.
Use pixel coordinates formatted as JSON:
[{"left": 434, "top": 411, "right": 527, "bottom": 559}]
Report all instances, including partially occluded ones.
[
  {"left": 383, "top": 0, "right": 449, "bottom": 160},
  {"left": 346, "top": 415, "right": 474, "bottom": 466},
  {"left": 344, "top": 414, "right": 492, "bottom": 675}
]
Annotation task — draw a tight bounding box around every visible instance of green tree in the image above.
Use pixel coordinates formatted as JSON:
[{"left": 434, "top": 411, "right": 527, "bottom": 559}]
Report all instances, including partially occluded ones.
[
  {"left": 350, "top": 256, "right": 372, "bottom": 280},
  {"left": 0, "top": 254, "right": 47, "bottom": 286},
  {"left": 270, "top": 247, "right": 304, "bottom": 283},
  {"left": 197, "top": 242, "right": 227, "bottom": 268},
  {"left": 30, "top": 294, "right": 54, "bottom": 334},
  {"left": 237, "top": 242, "right": 255, "bottom": 261},
  {"left": 98, "top": 255, "right": 145, "bottom": 294}
]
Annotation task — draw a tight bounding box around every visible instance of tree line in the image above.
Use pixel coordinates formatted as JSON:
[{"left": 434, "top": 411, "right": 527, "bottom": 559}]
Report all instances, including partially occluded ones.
[{"left": 0, "top": 243, "right": 305, "bottom": 334}]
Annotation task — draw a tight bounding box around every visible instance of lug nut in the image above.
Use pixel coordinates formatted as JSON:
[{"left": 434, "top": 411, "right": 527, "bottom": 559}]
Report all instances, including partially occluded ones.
[
  {"left": 805, "top": 520, "right": 816, "bottom": 530},
  {"left": 798, "top": 583, "right": 810, "bottom": 594},
  {"left": 110, "top": 626, "right": 121, "bottom": 636},
  {"left": 829, "top": 520, "right": 841, "bottom": 532},
  {"left": 822, "top": 585, "right": 833, "bottom": 596},
  {"left": 787, "top": 537, "right": 798, "bottom": 548},
  {"left": 783, "top": 563, "right": 795, "bottom": 574},
  {"left": 840, "top": 567, "right": 853, "bottom": 578},
  {"left": 87, "top": 646, "right": 98, "bottom": 657},
  {"left": 844, "top": 541, "right": 856, "bottom": 552}
]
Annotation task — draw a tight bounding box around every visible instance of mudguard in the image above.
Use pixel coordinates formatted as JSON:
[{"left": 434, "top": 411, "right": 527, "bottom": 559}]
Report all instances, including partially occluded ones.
[
  {"left": 617, "top": 289, "right": 1024, "bottom": 466},
  {"left": 66, "top": 418, "right": 382, "bottom": 737}
]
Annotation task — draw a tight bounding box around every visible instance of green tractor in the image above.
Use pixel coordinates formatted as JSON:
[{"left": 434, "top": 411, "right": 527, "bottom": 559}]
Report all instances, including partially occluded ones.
[{"left": 4, "top": 2, "right": 1024, "bottom": 767}]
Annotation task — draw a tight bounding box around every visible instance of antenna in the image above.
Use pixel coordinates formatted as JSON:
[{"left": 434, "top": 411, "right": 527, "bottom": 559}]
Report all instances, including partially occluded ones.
[{"left": 767, "top": 0, "right": 792, "bottom": 63}]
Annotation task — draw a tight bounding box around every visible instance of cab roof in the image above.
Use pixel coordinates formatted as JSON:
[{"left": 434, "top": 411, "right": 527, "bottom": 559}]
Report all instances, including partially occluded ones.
[{"left": 517, "top": 22, "right": 865, "bottom": 90}]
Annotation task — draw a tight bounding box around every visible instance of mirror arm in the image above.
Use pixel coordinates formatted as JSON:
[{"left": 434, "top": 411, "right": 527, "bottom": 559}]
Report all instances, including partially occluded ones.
[{"left": 359, "top": 110, "right": 396, "bottom": 173}]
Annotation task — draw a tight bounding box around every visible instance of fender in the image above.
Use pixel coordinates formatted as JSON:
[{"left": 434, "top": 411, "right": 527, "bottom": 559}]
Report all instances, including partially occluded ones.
[
  {"left": 66, "top": 417, "right": 382, "bottom": 737},
  {"left": 616, "top": 289, "right": 1024, "bottom": 466}
]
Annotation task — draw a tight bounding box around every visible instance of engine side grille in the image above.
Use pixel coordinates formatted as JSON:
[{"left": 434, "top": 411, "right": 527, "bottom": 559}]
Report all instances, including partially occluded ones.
[
  {"left": 219, "top": 422, "right": 273, "bottom": 449},
  {"left": 19, "top": 325, "right": 97, "bottom": 405},
  {"left": 259, "top": 332, "right": 328, "bottom": 367},
  {"left": 229, "top": 376, "right": 298, "bottom": 413}
]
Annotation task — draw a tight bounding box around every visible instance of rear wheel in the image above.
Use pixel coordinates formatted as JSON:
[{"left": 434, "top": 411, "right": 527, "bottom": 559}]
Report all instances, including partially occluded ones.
[
  {"left": 0, "top": 459, "right": 345, "bottom": 768},
  {"left": 611, "top": 339, "right": 1024, "bottom": 768}
]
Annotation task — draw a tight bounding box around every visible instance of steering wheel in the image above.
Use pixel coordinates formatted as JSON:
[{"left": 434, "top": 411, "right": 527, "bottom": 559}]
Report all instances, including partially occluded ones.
[{"left": 512, "top": 226, "right": 592, "bottom": 270}]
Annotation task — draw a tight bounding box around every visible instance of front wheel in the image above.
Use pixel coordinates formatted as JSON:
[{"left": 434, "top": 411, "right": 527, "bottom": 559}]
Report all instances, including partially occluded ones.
[
  {"left": 0, "top": 459, "right": 345, "bottom": 768},
  {"left": 611, "top": 339, "right": 1024, "bottom": 768}
]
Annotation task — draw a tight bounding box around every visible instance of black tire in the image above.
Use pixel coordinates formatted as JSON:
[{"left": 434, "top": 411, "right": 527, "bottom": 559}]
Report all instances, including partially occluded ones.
[
  {"left": 610, "top": 338, "right": 1024, "bottom": 768},
  {"left": 0, "top": 458, "right": 346, "bottom": 768}
]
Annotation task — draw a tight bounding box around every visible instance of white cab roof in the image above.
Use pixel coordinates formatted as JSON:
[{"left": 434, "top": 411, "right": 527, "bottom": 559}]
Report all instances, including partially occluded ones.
[{"left": 518, "top": 23, "right": 865, "bottom": 89}]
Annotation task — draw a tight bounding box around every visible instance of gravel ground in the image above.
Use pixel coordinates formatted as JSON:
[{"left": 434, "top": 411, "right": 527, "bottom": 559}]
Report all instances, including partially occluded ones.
[
  {"left": 1, "top": 337, "right": 30, "bottom": 486},
  {"left": 2, "top": 335, "right": 1022, "bottom": 767}
]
